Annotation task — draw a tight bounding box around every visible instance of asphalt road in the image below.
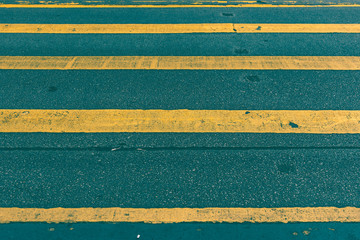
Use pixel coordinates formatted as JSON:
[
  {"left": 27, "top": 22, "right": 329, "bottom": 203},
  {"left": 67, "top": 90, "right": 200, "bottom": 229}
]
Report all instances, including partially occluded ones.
[
  {"left": 1, "top": 4, "right": 360, "bottom": 240},
  {"left": 1, "top": 7, "right": 360, "bottom": 24},
  {"left": 1, "top": 70, "right": 360, "bottom": 110},
  {"left": 1, "top": 223, "right": 359, "bottom": 240},
  {"left": 1, "top": 148, "right": 360, "bottom": 208}
]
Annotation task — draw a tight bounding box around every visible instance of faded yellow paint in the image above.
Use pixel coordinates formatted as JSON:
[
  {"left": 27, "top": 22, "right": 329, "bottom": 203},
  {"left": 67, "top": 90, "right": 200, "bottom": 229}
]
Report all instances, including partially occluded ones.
[
  {"left": 0, "top": 23, "right": 234, "bottom": 33},
  {"left": 233, "top": 24, "right": 360, "bottom": 33},
  {"left": 2, "top": 110, "right": 360, "bottom": 133},
  {"left": 1, "top": 56, "right": 360, "bottom": 70},
  {"left": 1, "top": 4, "right": 360, "bottom": 8},
  {"left": 2, "top": 24, "right": 360, "bottom": 33},
  {"left": 0, "top": 207, "right": 359, "bottom": 223}
]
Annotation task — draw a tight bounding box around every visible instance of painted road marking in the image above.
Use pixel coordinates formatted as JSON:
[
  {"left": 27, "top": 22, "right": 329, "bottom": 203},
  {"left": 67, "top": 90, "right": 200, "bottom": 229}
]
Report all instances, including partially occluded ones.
[
  {"left": 2, "top": 110, "right": 360, "bottom": 133},
  {"left": 2, "top": 24, "right": 360, "bottom": 33},
  {"left": 0, "top": 207, "right": 359, "bottom": 223},
  {"left": 1, "top": 4, "right": 360, "bottom": 8},
  {"left": 1, "top": 56, "right": 360, "bottom": 70}
]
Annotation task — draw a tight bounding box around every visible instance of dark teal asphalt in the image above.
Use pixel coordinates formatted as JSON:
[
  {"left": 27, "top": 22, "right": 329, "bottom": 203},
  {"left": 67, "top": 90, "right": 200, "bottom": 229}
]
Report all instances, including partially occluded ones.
[
  {"left": 1, "top": 7, "right": 360, "bottom": 24},
  {"left": 1, "top": 223, "right": 359, "bottom": 240},
  {"left": 1, "top": 71, "right": 360, "bottom": 110},
  {"left": 1, "top": 147, "right": 360, "bottom": 208},
  {"left": 2, "top": 34, "right": 360, "bottom": 56},
  {"left": 1, "top": 5, "right": 360, "bottom": 240}
]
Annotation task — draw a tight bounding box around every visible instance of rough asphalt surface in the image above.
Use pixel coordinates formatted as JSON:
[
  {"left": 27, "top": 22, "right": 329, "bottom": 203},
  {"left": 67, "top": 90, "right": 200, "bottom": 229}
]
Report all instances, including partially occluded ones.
[{"left": 1, "top": 5, "right": 360, "bottom": 240}]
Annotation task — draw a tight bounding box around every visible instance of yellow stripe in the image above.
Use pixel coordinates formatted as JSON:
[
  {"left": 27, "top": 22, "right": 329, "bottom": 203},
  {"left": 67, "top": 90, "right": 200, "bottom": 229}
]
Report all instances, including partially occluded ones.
[
  {"left": 1, "top": 4, "right": 360, "bottom": 8},
  {"left": 2, "top": 24, "right": 360, "bottom": 33},
  {"left": 2, "top": 110, "right": 360, "bottom": 133},
  {"left": 1, "top": 23, "right": 235, "bottom": 33},
  {"left": 0, "top": 207, "right": 359, "bottom": 223},
  {"left": 1, "top": 56, "right": 359, "bottom": 70}
]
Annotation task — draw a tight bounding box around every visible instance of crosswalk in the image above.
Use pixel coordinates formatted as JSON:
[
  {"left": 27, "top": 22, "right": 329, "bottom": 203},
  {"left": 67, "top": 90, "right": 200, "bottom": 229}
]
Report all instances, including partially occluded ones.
[{"left": 0, "top": 1, "right": 360, "bottom": 238}]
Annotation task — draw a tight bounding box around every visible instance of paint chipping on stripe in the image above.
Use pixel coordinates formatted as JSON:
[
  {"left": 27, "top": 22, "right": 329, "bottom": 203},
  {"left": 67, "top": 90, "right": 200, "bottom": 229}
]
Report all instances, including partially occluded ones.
[
  {"left": 0, "top": 56, "right": 359, "bottom": 70},
  {"left": 0, "top": 207, "right": 359, "bottom": 223},
  {"left": 1, "top": 110, "right": 360, "bottom": 133},
  {"left": 1, "top": 24, "right": 360, "bottom": 33}
]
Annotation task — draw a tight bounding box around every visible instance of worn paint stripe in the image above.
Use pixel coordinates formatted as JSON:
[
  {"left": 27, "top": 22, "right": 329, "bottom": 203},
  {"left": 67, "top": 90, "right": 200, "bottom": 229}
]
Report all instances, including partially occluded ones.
[
  {"left": 2, "top": 24, "right": 360, "bottom": 33},
  {"left": 0, "top": 207, "right": 359, "bottom": 223},
  {"left": 1, "top": 56, "right": 360, "bottom": 70},
  {"left": 1, "top": 4, "right": 360, "bottom": 8},
  {"left": 2, "top": 110, "right": 360, "bottom": 133}
]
